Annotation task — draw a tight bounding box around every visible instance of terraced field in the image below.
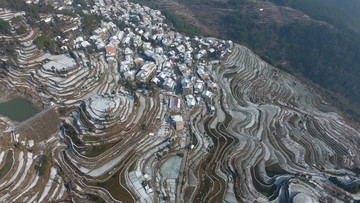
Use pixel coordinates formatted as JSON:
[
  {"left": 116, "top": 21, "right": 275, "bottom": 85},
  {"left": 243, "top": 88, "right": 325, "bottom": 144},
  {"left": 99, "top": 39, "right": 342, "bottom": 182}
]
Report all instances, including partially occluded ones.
[
  {"left": 0, "top": 1, "right": 359, "bottom": 203},
  {"left": 190, "top": 44, "right": 360, "bottom": 202}
]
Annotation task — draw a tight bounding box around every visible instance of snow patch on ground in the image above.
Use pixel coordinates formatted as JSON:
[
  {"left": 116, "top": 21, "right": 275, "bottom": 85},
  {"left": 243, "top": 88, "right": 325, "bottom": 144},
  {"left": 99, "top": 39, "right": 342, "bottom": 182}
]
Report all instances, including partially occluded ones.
[
  {"left": 12, "top": 152, "right": 33, "bottom": 191},
  {"left": 38, "top": 167, "right": 57, "bottom": 202}
]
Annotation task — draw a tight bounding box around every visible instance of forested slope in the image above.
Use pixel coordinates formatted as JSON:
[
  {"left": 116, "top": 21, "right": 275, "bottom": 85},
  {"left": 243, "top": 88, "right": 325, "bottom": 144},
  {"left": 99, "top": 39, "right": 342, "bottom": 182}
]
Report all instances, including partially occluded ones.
[
  {"left": 270, "top": 0, "right": 360, "bottom": 33},
  {"left": 217, "top": 0, "right": 360, "bottom": 119}
]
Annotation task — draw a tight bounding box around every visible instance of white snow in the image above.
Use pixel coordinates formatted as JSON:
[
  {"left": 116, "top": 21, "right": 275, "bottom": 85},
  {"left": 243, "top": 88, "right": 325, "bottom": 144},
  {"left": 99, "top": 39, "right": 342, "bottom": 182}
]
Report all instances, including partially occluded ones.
[
  {"left": 12, "top": 152, "right": 34, "bottom": 191},
  {"left": 42, "top": 54, "right": 76, "bottom": 71},
  {"left": 90, "top": 97, "right": 115, "bottom": 113},
  {"left": 12, "top": 174, "right": 39, "bottom": 202},
  {"left": 0, "top": 151, "right": 4, "bottom": 165},
  {"left": 88, "top": 152, "right": 128, "bottom": 177},
  {"left": 38, "top": 167, "right": 57, "bottom": 202},
  {"left": 27, "top": 192, "right": 38, "bottom": 203},
  {"left": 0, "top": 194, "right": 10, "bottom": 202},
  {"left": 56, "top": 184, "right": 66, "bottom": 200}
]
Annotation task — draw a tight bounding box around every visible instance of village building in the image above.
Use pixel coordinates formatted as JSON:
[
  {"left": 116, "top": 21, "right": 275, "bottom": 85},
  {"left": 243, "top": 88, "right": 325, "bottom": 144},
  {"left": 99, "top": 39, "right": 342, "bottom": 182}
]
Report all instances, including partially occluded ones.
[
  {"left": 194, "top": 82, "right": 204, "bottom": 94},
  {"left": 185, "top": 95, "right": 196, "bottom": 108},
  {"left": 202, "top": 90, "right": 213, "bottom": 101},
  {"left": 105, "top": 46, "right": 116, "bottom": 57},
  {"left": 171, "top": 115, "right": 185, "bottom": 131},
  {"left": 197, "top": 68, "right": 209, "bottom": 80},
  {"left": 168, "top": 97, "right": 181, "bottom": 111},
  {"left": 163, "top": 78, "right": 176, "bottom": 92},
  {"left": 136, "top": 62, "right": 157, "bottom": 83}
]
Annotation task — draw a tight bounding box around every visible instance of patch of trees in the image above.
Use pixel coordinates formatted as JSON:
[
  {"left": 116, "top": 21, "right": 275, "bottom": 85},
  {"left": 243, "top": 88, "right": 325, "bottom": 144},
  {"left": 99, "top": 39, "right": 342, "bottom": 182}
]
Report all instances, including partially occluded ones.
[
  {"left": 62, "top": 123, "right": 82, "bottom": 145},
  {"left": 5, "top": 0, "right": 53, "bottom": 20},
  {"left": 0, "top": 41, "right": 18, "bottom": 59},
  {"left": 39, "top": 20, "right": 66, "bottom": 40},
  {"left": 0, "top": 19, "right": 11, "bottom": 34},
  {"left": 34, "top": 35, "right": 55, "bottom": 52},
  {"left": 5, "top": 59, "right": 15, "bottom": 67},
  {"left": 113, "top": 19, "right": 127, "bottom": 30},
  {"left": 0, "top": 59, "right": 14, "bottom": 70},
  {"left": 11, "top": 17, "right": 28, "bottom": 35},
  {"left": 162, "top": 11, "right": 201, "bottom": 36},
  {"left": 82, "top": 14, "right": 102, "bottom": 34},
  {"left": 4, "top": 0, "right": 77, "bottom": 20},
  {"left": 36, "top": 154, "right": 48, "bottom": 176},
  {"left": 32, "top": 18, "right": 71, "bottom": 53}
]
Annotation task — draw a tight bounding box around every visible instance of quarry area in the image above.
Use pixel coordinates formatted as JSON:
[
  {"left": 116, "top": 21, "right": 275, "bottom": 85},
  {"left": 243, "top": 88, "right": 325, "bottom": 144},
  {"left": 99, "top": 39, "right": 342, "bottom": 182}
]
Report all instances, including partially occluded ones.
[{"left": 0, "top": 0, "right": 359, "bottom": 202}]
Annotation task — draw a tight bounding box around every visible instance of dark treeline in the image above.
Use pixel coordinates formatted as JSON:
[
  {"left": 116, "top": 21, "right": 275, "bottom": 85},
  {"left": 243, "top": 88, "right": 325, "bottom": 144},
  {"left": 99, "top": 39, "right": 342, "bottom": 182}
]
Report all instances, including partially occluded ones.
[
  {"left": 4, "top": 0, "right": 79, "bottom": 20},
  {"left": 162, "top": 11, "right": 201, "bottom": 36},
  {"left": 0, "top": 19, "right": 11, "bottom": 34},
  {"left": 2, "top": 0, "right": 101, "bottom": 53}
]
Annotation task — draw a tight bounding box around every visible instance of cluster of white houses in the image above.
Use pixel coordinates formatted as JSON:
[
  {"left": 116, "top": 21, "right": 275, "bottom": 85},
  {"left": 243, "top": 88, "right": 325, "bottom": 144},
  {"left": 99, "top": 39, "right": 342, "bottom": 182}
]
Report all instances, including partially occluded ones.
[{"left": 86, "top": 0, "right": 233, "bottom": 110}]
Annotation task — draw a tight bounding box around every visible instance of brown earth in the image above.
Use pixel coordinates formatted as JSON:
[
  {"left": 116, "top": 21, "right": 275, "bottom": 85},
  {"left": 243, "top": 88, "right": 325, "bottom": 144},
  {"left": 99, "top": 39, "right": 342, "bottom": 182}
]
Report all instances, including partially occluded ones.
[{"left": 14, "top": 107, "right": 61, "bottom": 142}]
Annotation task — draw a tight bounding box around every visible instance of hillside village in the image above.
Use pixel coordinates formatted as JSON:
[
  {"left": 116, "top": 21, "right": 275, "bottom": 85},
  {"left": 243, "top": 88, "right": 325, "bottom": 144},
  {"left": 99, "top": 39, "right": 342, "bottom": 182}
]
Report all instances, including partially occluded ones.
[{"left": 2, "top": 0, "right": 233, "bottom": 129}]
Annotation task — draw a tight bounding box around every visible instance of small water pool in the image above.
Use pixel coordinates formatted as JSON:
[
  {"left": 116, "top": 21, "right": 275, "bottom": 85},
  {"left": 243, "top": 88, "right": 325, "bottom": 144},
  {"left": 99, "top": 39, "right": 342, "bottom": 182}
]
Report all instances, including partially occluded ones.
[{"left": 0, "top": 98, "right": 38, "bottom": 121}]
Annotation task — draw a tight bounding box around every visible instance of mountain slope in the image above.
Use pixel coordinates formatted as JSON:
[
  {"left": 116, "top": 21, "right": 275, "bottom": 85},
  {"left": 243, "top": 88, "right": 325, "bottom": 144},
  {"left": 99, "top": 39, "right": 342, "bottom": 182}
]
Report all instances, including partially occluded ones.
[
  {"left": 269, "top": 0, "right": 360, "bottom": 33},
  {"left": 133, "top": 0, "right": 360, "bottom": 120}
]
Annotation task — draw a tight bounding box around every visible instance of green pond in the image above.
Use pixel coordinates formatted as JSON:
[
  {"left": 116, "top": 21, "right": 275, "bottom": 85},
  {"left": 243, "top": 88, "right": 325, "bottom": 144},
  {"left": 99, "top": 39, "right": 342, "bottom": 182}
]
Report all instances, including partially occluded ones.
[{"left": 0, "top": 98, "right": 38, "bottom": 121}]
